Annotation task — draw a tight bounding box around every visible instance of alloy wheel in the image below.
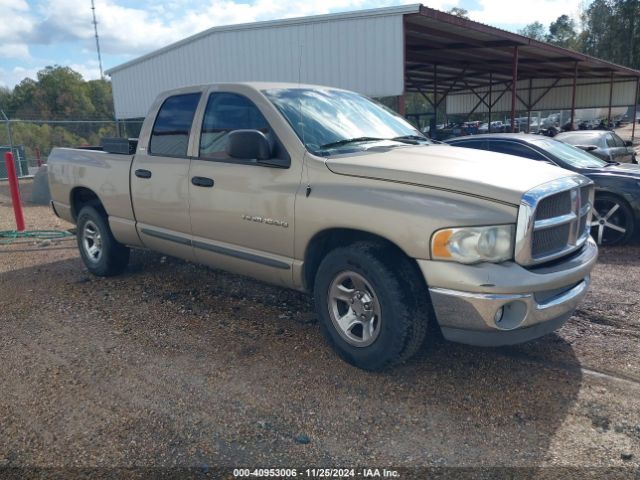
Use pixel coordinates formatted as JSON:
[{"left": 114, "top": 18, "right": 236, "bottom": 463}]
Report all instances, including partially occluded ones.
[
  {"left": 590, "top": 198, "right": 629, "bottom": 245},
  {"left": 327, "top": 271, "right": 381, "bottom": 347}
]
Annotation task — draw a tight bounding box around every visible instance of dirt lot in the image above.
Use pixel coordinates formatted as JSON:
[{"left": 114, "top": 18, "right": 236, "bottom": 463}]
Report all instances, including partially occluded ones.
[{"left": 1, "top": 180, "right": 639, "bottom": 477}]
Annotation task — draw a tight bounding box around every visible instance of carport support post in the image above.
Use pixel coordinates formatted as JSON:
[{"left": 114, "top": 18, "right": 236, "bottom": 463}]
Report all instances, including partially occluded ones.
[
  {"left": 607, "top": 71, "right": 614, "bottom": 126},
  {"left": 527, "top": 79, "right": 532, "bottom": 133},
  {"left": 632, "top": 78, "right": 639, "bottom": 142},
  {"left": 433, "top": 64, "right": 438, "bottom": 125},
  {"left": 488, "top": 72, "right": 493, "bottom": 127},
  {"left": 397, "top": 94, "right": 406, "bottom": 117},
  {"left": 570, "top": 62, "right": 578, "bottom": 127},
  {"left": 511, "top": 46, "right": 519, "bottom": 132}
]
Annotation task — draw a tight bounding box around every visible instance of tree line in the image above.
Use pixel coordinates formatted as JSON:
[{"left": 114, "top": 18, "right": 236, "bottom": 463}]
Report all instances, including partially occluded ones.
[
  {"left": 0, "top": 66, "right": 117, "bottom": 160},
  {"left": 518, "top": 0, "right": 640, "bottom": 70}
]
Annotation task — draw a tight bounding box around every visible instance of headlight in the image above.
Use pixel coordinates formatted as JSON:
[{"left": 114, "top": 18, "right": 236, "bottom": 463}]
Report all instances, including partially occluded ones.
[{"left": 431, "top": 225, "right": 514, "bottom": 264}]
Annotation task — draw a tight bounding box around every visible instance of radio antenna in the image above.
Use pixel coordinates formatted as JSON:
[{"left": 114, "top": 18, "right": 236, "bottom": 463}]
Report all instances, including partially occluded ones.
[{"left": 91, "top": 0, "right": 104, "bottom": 79}]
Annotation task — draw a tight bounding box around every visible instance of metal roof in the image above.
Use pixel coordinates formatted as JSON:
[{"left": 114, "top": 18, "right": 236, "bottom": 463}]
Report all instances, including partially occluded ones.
[
  {"left": 404, "top": 5, "right": 640, "bottom": 96},
  {"left": 105, "top": 4, "right": 420, "bottom": 75}
]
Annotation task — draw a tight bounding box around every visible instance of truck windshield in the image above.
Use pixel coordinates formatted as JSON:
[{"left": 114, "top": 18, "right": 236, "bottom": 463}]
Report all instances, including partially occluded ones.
[{"left": 263, "top": 88, "right": 430, "bottom": 155}]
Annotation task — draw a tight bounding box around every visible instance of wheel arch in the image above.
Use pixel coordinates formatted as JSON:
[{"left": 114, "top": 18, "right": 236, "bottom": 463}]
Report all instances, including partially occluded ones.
[
  {"left": 70, "top": 187, "right": 106, "bottom": 221},
  {"left": 302, "top": 228, "right": 424, "bottom": 292}
]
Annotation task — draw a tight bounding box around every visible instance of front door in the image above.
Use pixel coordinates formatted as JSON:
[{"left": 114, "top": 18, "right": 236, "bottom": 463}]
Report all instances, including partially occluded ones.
[
  {"left": 131, "top": 90, "right": 202, "bottom": 261},
  {"left": 188, "top": 89, "right": 301, "bottom": 287}
]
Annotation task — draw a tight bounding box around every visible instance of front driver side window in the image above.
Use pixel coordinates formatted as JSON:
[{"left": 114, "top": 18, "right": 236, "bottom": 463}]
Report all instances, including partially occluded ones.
[{"left": 199, "top": 93, "right": 270, "bottom": 160}]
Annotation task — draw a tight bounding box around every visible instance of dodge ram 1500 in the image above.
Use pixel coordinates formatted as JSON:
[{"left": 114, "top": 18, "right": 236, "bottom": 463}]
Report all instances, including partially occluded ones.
[{"left": 49, "top": 83, "right": 598, "bottom": 370}]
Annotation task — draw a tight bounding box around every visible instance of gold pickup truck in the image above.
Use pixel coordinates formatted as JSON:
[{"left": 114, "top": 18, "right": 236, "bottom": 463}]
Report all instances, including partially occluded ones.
[{"left": 48, "top": 83, "right": 598, "bottom": 370}]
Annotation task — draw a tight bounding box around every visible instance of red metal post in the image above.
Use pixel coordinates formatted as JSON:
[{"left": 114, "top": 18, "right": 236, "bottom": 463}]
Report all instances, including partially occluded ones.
[
  {"left": 488, "top": 72, "right": 493, "bottom": 128},
  {"left": 527, "top": 79, "right": 532, "bottom": 133},
  {"left": 511, "top": 46, "right": 519, "bottom": 132},
  {"left": 397, "top": 94, "right": 406, "bottom": 117},
  {"left": 4, "top": 152, "right": 25, "bottom": 232},
  {"left": 607, "top": 71, "right": 614, "bottom": 126},
  {"left": 632, "top": 78, "right": 639, "bottom": 143},
  {"left": 570, "top": 62, "right": 578, "bottom": 126},
  {"left": 35, "top": 147, "right": 42, "bottom": 167},
  {"left": 433, "top": 64, "right": 438, "bottom": 125}
]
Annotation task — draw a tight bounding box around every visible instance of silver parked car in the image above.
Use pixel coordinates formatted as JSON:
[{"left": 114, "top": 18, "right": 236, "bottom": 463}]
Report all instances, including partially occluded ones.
[{"left": 555, "top": 130, "right": 637, "bottom": 164}]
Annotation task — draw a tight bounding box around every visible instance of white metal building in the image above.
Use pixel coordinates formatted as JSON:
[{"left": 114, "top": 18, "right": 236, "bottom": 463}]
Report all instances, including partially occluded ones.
[
  {"left": 106, "top": 5, "right": 414, "bottom": 119},
  {"left": 106, "top": 3, "right": 640, "bottom": 137}
]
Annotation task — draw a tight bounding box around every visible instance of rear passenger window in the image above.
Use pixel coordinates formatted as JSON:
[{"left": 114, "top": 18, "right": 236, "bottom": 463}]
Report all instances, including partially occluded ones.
[
  {"left": 605, "top": 134, "right": 618, "bottom": 148},
  {"left": 611, "top": 133, "right": 625, "bottom": 148},
  {"left": 199, "top": 93, "right": 270, "bottom": 160},
  {"left": 149, "top": 93, "right": 201, "bottom": 157}
]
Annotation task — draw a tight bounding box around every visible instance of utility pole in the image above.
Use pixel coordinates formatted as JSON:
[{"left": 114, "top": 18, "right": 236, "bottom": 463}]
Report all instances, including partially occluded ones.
[{"left": 91, "top": 0, "right": 104, "bottom": 79}]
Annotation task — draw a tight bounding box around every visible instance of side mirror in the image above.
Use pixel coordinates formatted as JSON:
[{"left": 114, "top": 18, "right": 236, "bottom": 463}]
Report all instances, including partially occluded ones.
[
  {"left": 226, "top": 130, "right": 273, "bottom": 161},
  {"left": 575, "top": 144, "right": 598, "bottom": 152},
  {"left": 624, "top": 140, "right": 633, "bottom": 147}
]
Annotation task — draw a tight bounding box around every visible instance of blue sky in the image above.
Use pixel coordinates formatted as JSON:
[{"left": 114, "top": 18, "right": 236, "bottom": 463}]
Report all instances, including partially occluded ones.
[{"left": 0, "top": 0, "right": 588, "bottom": 89}]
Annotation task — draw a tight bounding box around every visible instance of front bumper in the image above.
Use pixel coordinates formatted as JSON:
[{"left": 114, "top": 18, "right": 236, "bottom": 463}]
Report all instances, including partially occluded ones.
[{"left": 420, "top": 237, "right": 598, "bottom": 346}]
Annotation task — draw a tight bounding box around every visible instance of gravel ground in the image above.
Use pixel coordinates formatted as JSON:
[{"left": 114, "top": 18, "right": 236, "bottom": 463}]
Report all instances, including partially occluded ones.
[{"left": 1, "top": 180, "right": 639, "bottom": 477}]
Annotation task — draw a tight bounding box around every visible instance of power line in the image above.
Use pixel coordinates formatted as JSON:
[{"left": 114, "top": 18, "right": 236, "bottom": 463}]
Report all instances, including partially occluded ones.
[{"left": 91, "top": 0, "right": 104, "bottom": 79}]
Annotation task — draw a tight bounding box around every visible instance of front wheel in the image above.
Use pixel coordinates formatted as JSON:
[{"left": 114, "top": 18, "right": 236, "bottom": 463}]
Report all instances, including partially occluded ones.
[
  {"left": 590, "top": 194, "right": 634, "bottom": 245},
  {"left": 77, "top": 206, "right": 130, "bottom": 276},
  {"left": 313, "top": 242, "right": 429, "bottom": 370}
]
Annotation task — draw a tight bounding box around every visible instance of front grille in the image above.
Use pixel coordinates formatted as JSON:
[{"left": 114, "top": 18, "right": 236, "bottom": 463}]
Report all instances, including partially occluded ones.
[
  {"left": 536, "top": 191, "right": 571, "bottom": 220},
  {"left": 516, "top": 177, "right": 594, "bottom": 266},
  {"left": 532, "top": 223, "right": 571, "bottom": 257}
]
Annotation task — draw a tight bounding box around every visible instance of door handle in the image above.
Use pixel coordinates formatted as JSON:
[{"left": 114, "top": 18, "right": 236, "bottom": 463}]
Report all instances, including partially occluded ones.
[
  {"left": 135, "top": 169, "right": 152, "bottom": 179},
  {"left": 191, "top": 176, "right": 214, "bottom": 187}
]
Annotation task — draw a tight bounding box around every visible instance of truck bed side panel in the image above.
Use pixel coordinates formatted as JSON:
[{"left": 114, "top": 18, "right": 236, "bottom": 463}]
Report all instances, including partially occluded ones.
[{"left": 48, "top": 148, "right": 141, "bottom": 246}]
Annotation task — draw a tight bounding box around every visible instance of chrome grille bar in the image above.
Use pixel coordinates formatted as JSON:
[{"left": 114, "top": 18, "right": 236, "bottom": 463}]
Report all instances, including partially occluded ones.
[{"left": 515, "top": 176, "right": 594, "bottom": 267}]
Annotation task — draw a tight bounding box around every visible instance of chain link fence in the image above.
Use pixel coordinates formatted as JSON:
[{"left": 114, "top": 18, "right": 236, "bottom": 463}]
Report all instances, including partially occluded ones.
[{"left": 0, "top": 117, "right": 144, "bottom": 179}]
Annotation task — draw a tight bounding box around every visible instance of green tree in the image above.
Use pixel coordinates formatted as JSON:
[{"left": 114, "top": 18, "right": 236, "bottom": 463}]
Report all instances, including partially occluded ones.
[
  {"left": 546, "top": 14, "right": 580, "bottom": 49},
  {"left": 519, "top": 22, "right": 546, "bottom": 41},
  {"left": 1, "top": 66, "right": 116, "bottom": 158},
  {"left": 447, "top": 7, "right": 469, "bottom": 19},
  {"left": 581, "top": 0, "right": 640, "bottom": 69}
]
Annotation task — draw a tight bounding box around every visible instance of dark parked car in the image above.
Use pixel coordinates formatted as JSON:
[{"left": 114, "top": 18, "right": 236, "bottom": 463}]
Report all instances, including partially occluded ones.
[
  {"left": 555, "top": 130, "right": 637, "bottom": 164},
  {"left": 445, "top": 133, "right": 640, "bottom": 245}
]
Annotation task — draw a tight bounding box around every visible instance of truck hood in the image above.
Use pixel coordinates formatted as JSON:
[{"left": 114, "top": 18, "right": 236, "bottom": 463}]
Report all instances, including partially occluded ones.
[{"left": 325, "top": 144, "right": 576, "bottom": 205}]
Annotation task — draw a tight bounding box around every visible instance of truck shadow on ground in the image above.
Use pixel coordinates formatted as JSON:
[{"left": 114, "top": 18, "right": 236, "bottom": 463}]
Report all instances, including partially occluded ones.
[{"left": 0, "top": 250, "right": 583, "bottom": 470}]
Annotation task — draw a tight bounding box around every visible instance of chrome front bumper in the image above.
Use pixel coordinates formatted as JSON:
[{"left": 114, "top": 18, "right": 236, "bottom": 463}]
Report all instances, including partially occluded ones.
[{"left": 421, "top": 237, "right": 597, "bottom": 347}]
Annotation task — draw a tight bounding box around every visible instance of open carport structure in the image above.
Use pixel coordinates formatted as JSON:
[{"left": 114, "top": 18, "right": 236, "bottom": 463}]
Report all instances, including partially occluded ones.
[
  {"left": 106, "top": 3, "right": 640, "bottom": 139},
  {"left": 404, "top": 6, "right": 640, "bottom": 139}
]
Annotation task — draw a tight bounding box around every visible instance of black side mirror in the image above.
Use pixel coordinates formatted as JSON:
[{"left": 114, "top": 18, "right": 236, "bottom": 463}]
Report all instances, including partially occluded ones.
[
  {"left": 624, "top": 140, "right": 633, "bottom": 147},
  {"left": 227, "top": 130, "right": 273, "bottom": 161},
  {"left": 575, "top": 144, "right": 598, "bottom": 152}
]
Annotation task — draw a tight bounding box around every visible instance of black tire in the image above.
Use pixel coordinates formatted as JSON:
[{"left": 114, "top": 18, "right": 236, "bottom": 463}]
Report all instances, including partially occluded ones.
[
  {"left": 76, "top": 205, "right": 130, "bottom": 276},
  {"left": 313, "top": 242, "right": 430, "bottom": 370},
  {"left": 590, "top": 193, "right": 635, "bottom": 245}
]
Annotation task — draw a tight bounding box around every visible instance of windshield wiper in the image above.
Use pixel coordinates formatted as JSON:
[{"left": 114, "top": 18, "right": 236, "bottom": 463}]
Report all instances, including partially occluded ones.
[
  {"left": 391, "top": 135, "right": 430, "bottom": 144},
  {"left": 319, "top": 137, "right": 386, "bottom": 150}
]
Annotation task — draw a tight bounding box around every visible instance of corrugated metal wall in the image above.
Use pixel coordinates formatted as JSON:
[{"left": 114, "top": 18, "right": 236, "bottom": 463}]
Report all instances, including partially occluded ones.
[
  {"left": 446, "top": 78, "right": 638, "bottom": 114},
  {"left": 109, "top": 10, "right": 410, "bottom": 119}
]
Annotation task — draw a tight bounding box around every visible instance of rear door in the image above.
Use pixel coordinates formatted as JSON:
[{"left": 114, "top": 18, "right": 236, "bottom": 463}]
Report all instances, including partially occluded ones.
[
  {"left": 605, "top": 132, "right": 627, "bottom": 162},
  {"left": 187, "top": 87, "right": 302, "bottom": 287},
  {"left": 131, "top": 89, "right": 203, "bottom": 261},
  {"left": 611, "top": 132, "right": 634, "bottom": 162}
]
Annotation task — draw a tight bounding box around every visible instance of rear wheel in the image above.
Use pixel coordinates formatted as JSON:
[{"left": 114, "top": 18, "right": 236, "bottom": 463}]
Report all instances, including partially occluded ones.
[
  {"left": 313, "top": 242, "right": 430, "bottom": 370},
  {"left": 77, "top": 206, "right": 130, "bottom": 276},
  {"left": 590, "top": 194, "right": 634, "bottom": 245}
]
